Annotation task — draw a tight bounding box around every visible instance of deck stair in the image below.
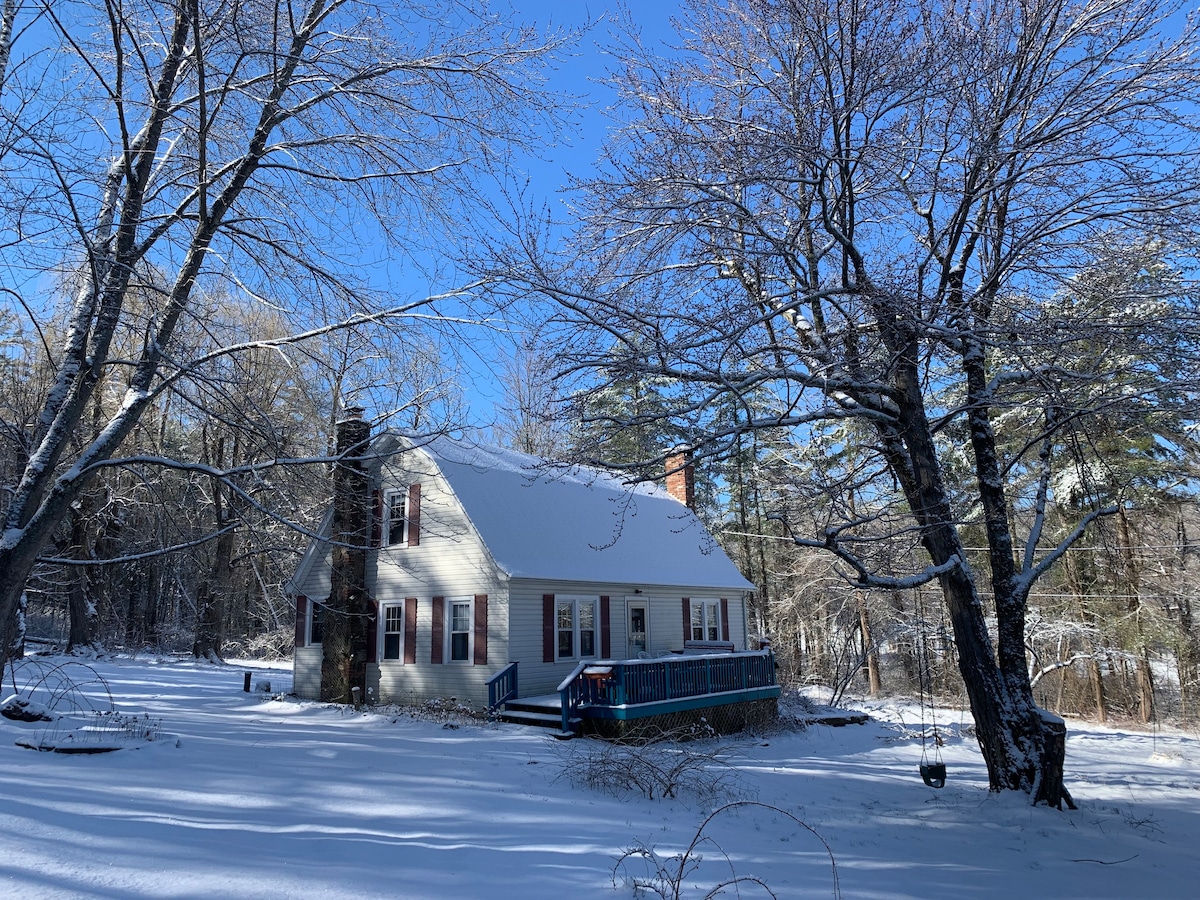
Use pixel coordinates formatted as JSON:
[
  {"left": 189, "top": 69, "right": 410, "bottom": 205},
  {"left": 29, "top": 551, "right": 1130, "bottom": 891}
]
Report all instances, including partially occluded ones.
[{"left": 497, "top": 694, "right": 572, "bottom": 731}]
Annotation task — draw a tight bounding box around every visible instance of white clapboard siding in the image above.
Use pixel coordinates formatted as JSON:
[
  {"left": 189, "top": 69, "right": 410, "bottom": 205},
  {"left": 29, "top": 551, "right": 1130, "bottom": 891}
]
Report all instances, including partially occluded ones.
[{"left": 367, "top": 450, "right": 509, "bottom": 708}]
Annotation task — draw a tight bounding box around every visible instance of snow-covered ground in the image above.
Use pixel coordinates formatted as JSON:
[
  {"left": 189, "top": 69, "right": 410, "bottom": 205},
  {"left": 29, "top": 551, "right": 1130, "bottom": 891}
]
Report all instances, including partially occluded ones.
[{"left": 1, "top": 656, "right": 1197, "bottom": 898}]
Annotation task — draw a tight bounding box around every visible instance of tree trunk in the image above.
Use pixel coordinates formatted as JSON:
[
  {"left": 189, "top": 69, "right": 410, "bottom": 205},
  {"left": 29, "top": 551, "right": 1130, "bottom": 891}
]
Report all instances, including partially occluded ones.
[
  {"left": 860, "top": 601, "right": 881, "bottom": 696},
  {"left": 878, "top": 348, "right": 1054, "bottom": 798},
  {"left": 66, "top": 501, "right": 96, "bottom": 653},
  {"left": 1117, "top": 512, "right": 1154, "bottom": 723},
  {"left": 1136, "top": 652, "right": 1155, "bottom": 724},
  {"left": 1172, "top": 511, "right": 1197, "bottom": 721},
  {"left": 1065, "top": 552, "right": 1109, "bottom": 723},
  {"left": 1088, "top": 655, "right": 1109, "bottom": 724},
  {"left": 193, "top": 454, "right": 237, "bottom": 661},
  {"left": 1177, "top": 595, "right": 1199, "bottom": 723},
  {"left": 192, "top": 527, "right": 234, "bottom": 661},
  {"left": 6, "top": 592, "right": 25, "bottom": 663}
]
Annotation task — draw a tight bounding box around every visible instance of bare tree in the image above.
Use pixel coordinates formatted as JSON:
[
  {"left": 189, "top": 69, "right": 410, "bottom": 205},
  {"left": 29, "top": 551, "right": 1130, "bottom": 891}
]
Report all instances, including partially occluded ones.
[
  {"left": 0, "top": 1, "right": 570, "bottom": 667},
  {"left": 491, "top": 331, "right": 570, "bottom": 457},
  {"left": 497, "top": 0, "right": 1200, "bottom": 804}
]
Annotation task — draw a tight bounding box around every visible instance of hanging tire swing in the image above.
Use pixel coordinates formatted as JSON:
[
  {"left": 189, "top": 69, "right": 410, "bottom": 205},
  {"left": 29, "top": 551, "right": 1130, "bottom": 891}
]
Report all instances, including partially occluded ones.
[{"left": 916, "top": 592, "right": 946, "bottom": 789}]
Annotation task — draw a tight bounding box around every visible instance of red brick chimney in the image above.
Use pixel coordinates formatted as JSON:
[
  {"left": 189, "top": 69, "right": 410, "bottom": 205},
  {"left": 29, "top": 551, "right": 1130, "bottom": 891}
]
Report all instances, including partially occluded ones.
[{"left": 665, "top": 445, "right": 695, "bottom": 509}]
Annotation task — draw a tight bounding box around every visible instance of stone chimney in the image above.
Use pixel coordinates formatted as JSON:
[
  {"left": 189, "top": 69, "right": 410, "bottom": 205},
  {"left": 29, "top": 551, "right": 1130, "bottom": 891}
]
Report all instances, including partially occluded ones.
[
  {"left": 335, "top": 407, "right": 371, "bottom": 460},
  {"left": 665, "top": 445, "right": 696, "bottom": 510},
  {"left": 321, "top": 407, "right": 372, "bottom": 703}
]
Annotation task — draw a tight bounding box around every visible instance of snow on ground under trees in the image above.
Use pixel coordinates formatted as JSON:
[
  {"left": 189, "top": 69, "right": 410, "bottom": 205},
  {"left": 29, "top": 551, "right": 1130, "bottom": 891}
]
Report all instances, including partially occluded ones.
[{"left": 0, "top": 656, "right": 1197, "bottom": 898}]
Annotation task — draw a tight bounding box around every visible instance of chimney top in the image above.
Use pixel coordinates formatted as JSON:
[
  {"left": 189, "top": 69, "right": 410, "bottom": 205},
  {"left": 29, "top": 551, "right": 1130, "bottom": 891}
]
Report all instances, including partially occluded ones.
[
  {"left": 335, "top": 408, "right": 371, "bottom": 455},
  {"left": 664, "top": 446, "right": 696, "bottom": 510}
]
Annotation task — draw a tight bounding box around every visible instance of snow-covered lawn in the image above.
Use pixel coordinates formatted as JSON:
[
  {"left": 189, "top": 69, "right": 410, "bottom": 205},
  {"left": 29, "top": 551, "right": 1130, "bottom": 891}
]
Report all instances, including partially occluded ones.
[{"left": 1, "top": 656, "right": 1197, "bottom": 898}]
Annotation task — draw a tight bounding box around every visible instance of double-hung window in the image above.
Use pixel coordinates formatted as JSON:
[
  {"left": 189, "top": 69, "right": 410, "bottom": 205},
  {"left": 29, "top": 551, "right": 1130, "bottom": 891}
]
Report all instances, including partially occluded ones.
[
  {"left": 448, "top": 599, "right": 473, "bottom": 662},
  {"left": 308, "top": 600, "right": 324, "bottom": 645},
  {"left": 556, "top": 597, "right": 598, "bottom": 661},
  {"left": 434, "top": 595, "right": 486, "bottom": 665},
  {"left": 381, "top": 602, "right": 404, "bottom": 660},
  {"left": 691, "top": 599, "right": 721, "bottom": 642},
  {"left": 385, "top": 489, "right": 407, "bottom": 546}
]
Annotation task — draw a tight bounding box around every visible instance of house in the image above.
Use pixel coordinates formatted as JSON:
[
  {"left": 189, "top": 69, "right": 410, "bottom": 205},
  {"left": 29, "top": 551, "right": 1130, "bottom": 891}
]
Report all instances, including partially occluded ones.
[{"left": 287, "top": 411, "right": 778, "bottom": 733}]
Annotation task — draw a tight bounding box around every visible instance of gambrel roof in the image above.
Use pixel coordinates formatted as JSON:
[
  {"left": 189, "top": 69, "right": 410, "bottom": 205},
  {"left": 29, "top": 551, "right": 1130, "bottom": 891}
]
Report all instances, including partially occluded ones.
[
  {"left": 414, "top": 437, "right": 754, "bottom": 591},
  {"left": 286, "top": 434, "right": 755, "bottom": 596}
]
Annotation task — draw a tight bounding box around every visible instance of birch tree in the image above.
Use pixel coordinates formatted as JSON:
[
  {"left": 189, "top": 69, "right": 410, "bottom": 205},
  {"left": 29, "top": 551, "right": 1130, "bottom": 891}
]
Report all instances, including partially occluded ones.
[
  {"left": 499, "top": 0, "right": 1200, "bottom": 803},
  {"left": 0, "top": 0, "right": 568, "bottom": 666}
]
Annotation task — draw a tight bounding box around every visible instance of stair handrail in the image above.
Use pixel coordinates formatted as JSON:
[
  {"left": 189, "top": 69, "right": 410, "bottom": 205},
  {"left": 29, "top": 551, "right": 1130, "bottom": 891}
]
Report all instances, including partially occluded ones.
[
  {"left": 556, "top": 660, "right": 590, "bottom": 734},
  {"left": 486, "top": 661, "right": 519, "bottom": 712}
]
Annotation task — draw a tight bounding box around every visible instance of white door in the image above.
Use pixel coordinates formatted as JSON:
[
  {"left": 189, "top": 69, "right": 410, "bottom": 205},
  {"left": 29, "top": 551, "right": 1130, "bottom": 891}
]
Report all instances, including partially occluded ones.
[{"left": 627, "top": 599, "right": 648, "bottom": 658}]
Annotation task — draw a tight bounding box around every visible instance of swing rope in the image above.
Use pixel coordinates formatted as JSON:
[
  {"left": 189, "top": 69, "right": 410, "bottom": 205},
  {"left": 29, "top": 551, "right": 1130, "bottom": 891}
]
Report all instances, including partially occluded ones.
[{"left": 916, "top": 589, "right": 946, "bottom": 789}]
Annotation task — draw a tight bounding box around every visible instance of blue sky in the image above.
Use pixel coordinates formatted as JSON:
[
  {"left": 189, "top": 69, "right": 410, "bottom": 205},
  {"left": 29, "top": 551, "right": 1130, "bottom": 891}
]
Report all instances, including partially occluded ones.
[
  {"left": 425, "top": 2, "right": 686, "bottom": 433},
  {"left": 504, "top": 1, "right": 681, "bottom": 188}
]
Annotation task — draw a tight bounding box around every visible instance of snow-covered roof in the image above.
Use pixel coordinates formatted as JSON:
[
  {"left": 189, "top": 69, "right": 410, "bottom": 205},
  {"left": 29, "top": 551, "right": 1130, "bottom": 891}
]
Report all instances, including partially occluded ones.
[{"left": 410, "top": 436, "right": 754, "bottom": 591}]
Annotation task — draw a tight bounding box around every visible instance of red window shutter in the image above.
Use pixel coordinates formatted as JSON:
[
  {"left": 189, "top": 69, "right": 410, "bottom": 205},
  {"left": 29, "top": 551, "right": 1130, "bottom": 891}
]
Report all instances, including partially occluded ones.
[
  {"left": 682, "top": 597, "right": 691, "bottom": 641},
  {"left": 474, "top": 594, "right": 488, "bottom": 665},
  {"left": 294, "top": 595, "right": 307, "bottom": 648},
  {"left": 404, "top": 598, "right": 417, "bottom": 664},
  {"left": 371, "top": 489, "right": 383, "bottom": 547},
  {"left": 600, "top": 596, "right": 611, "bottom": 659},
  {"left": 431, "top": 596, "right": 444, "bottom": 664},
  {"left": 542, "top": 594, "right": 555, "bottom": 663},
  {"left": 720, "top": 598, "right": 730, "bottom": 642},
  {"left": 407, "top": 483, "right": 421, "bottom": 546},
  {"left": 366, "top": 599, "right": 379, "bottom": 663}
]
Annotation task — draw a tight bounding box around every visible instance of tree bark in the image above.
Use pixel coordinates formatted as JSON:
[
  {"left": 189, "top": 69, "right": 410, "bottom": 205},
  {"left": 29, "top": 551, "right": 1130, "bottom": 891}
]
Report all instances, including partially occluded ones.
[
  {"left": 193, "top": 526, "right": 234, "bottom": 661},
  {"left": 860, "top": 601, "right": 881, "bottom": 696},
  {"left": 66, "top": 501, "right": 96, "bottom": 653},
  {"left": 876, "top": 345, "right": 1050, "bottom": 796},
  {"left": 1116, "top": 512, "right": 1155, "bottom": 723}
]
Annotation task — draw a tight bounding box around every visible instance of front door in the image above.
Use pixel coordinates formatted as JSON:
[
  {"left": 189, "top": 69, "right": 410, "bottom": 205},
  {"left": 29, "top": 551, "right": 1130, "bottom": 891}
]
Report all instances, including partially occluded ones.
[{"left": 627, "top": 600, "right": 648, "bottom": 658}]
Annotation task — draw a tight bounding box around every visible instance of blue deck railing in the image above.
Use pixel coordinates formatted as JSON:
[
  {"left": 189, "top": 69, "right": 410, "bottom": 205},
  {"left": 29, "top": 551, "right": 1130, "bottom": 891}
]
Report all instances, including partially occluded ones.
[
  {"left": 486, "top": 661, "right": 519, "bottom": 712},
  {"left": 557, "top": 650, "right": 777, "bottom": 733}
]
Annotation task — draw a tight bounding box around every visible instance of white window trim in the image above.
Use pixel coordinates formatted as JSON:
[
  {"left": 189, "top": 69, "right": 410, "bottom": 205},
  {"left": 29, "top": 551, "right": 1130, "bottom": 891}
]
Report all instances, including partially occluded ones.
[
  {"left": 690, "top": 599, "right": 722, "bottom": 642},
  {"left": 444, "top": 596, "right": 475, "bottom": 665},
  {"left": 385, "top": 488, "right": 408, "bottom": 547},
  {"left": 555, "top": 595, "right": 600, "bottom": 662},
  {"left": 380, "top": 601, "right": 405, "bottom": 662}
]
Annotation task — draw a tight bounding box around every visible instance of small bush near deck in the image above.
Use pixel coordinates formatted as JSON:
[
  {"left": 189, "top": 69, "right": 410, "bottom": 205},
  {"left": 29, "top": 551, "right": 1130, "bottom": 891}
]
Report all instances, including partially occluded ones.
[
  {"left": 552, "top": 725, "right": 747, "bottom": 804},
  {"left": 372, "top": 696, "right": 490, "bottom": 729}
]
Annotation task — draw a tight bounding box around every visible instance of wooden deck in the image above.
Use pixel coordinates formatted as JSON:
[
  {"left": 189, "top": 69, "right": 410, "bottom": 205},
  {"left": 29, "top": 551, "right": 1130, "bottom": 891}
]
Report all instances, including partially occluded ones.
[{"left": 491, "top": 651, "right": 782, "bottom": 735}]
